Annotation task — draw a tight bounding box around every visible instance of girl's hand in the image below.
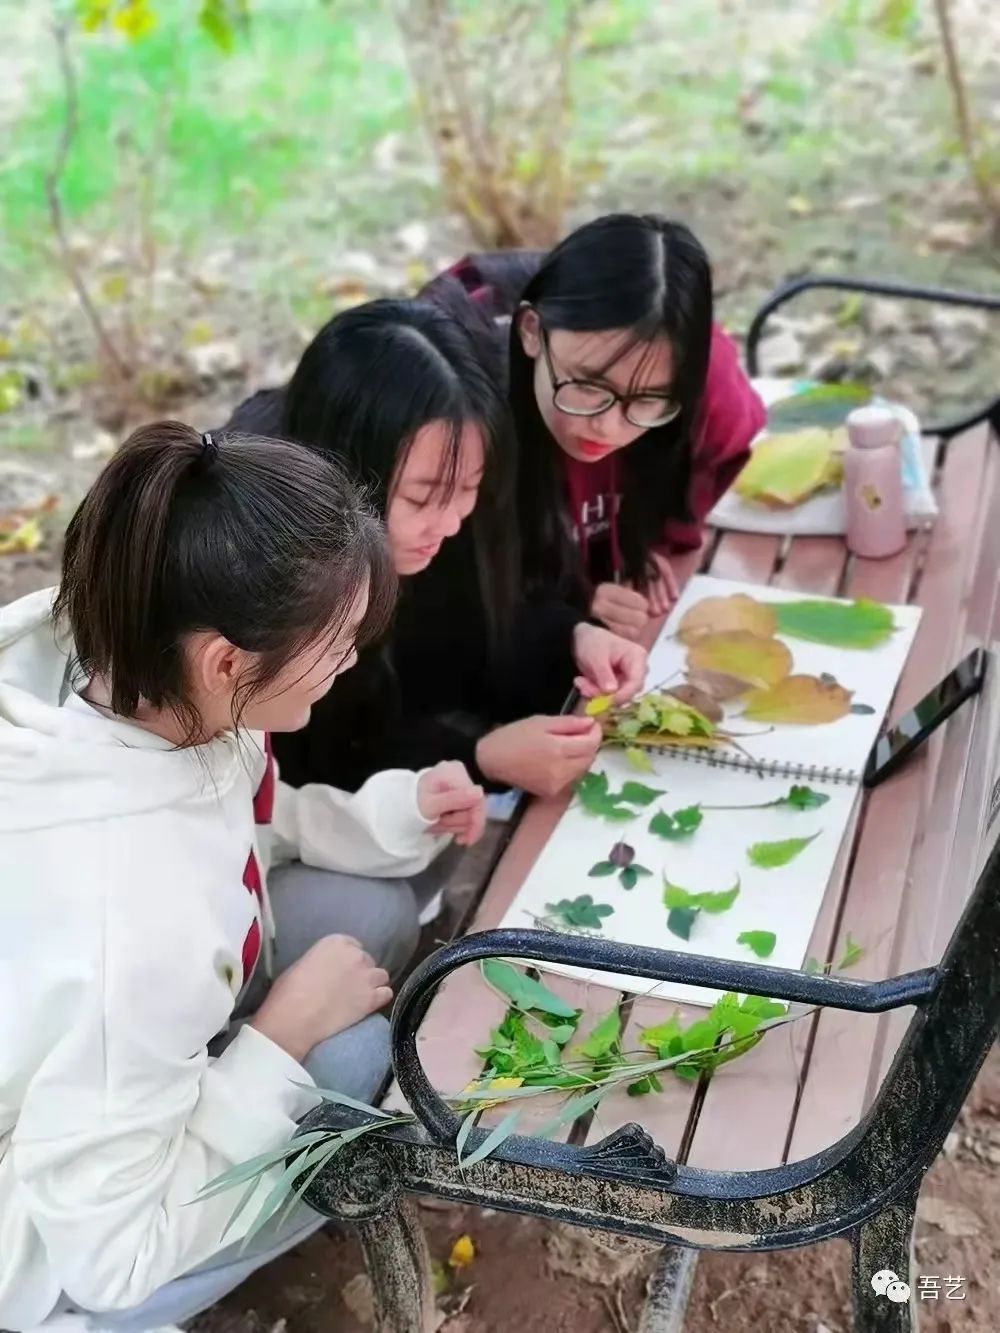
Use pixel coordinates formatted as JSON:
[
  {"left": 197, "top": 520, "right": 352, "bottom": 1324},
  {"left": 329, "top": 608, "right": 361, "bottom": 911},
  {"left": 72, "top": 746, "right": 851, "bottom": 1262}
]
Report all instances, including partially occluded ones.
[
  {"left": 417, "top": 760, "right": 486, "bottom": 846},
  {"left": 590, "top": 581, "right": 650, "bottom": 640},
  {"left": 645, "top": 550, "right": 680, "bottom": 618},
  {"left": 250, "top": 934, "right": 392, "bottom": 1063},
  {"left": 572, "top": 622, "right": 648, "bottom": 705},
  {"left": 475, "top": 715, "right": 601, "bottom": 798}
]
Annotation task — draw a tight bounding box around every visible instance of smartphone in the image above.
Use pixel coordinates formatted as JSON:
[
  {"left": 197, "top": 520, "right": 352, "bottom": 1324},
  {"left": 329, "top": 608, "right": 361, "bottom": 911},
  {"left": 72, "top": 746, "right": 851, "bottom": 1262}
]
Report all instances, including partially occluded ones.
[{"left": 863, "top": 647, "right": 988, "bottom": 789}]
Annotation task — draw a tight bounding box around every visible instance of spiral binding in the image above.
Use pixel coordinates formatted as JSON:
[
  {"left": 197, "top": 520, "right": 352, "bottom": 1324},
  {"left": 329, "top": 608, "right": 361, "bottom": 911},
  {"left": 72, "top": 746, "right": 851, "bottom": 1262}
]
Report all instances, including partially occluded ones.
[{"left": 645, "top": 744, "right": 856, "bottom": 786}]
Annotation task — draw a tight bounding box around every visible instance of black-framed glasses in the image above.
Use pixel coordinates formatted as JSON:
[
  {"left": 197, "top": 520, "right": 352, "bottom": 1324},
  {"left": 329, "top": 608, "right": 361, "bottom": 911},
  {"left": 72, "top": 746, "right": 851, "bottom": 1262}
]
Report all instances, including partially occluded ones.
[{"left": 538, "top": 324, "right": 682, "bottom": 429}]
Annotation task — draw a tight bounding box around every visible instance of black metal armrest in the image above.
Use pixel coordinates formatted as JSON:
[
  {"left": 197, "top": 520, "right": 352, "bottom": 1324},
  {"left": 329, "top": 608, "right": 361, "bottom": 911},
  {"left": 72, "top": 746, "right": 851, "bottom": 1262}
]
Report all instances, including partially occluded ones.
[
  {"left": 745, "top": 274, "right": 1000, "bottom": 440},
  {"left": 391, "top": 927, "right": 937, "bottom": 1143}
]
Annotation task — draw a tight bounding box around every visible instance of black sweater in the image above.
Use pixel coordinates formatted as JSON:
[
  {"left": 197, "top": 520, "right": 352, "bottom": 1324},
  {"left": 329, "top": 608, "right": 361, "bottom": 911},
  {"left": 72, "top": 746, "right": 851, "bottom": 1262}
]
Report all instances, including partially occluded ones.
[{"left": 221, "top": 387, "right": 583, "bottom": 791}]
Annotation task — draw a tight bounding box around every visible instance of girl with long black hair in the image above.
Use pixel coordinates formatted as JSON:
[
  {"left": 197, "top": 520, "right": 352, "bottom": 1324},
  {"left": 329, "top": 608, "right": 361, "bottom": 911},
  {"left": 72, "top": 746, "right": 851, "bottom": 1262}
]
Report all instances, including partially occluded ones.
[{"left": 421, "top": 212, "right": 767, "bottom": 641}]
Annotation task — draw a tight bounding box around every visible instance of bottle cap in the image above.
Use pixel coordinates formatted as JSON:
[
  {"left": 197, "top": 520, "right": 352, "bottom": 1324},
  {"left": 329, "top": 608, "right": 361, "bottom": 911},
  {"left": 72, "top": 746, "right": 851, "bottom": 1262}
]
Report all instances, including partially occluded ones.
[{"left": 846, "top": 404, "right": 904, "bottom": 450}]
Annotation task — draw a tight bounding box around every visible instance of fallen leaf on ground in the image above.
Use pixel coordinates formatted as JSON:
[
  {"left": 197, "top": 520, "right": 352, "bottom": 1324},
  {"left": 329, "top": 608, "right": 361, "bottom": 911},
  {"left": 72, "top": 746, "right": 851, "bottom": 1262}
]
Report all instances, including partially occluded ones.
[
  {"left": 448, "top": 1234, "right": 477, "bottom": 1268},
  {"left": 687, "top": 631, "right": 793, "bottom": 691},
  {"left": 743, "top": 674, "right": 852, "bottom": 725}
]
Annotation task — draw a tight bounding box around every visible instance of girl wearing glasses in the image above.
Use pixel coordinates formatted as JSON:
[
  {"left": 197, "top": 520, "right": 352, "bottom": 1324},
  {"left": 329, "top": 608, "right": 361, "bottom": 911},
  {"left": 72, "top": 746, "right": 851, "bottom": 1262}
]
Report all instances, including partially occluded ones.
[{"left": 421, "top": 213, "right": 766, "bottom": 641}]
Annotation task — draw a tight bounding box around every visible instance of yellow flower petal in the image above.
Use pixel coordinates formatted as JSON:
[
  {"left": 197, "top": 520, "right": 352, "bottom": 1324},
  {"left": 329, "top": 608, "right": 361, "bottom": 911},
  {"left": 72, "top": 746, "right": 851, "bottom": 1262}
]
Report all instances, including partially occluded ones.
[{"left": 448, "top": 1234, "right": 476, "bottom": 1269}]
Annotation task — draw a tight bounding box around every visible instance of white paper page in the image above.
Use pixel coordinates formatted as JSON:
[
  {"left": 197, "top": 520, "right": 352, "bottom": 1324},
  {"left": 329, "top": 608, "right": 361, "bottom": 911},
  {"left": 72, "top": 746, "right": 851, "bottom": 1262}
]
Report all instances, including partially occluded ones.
[
  {"left": 499, "top": 746, "right": 858, "bottom": 1006},
  {"left": 644, "top": 575, "right": 922, "bottom": 778}
]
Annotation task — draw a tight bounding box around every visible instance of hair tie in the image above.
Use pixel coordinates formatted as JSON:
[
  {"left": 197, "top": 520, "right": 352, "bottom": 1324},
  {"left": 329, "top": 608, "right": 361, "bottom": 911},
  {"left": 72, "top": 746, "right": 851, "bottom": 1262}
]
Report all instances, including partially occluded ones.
[{"left": 200, "top": 431, "right": 218, "bottom": 465}]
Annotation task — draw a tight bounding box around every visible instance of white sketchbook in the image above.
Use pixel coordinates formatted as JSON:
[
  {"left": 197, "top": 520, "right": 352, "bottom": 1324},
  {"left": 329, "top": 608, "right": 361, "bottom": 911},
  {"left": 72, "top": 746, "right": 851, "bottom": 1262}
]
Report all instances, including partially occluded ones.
[{"left": 500, "top": 575, "right": 922, "bottom": 1006}]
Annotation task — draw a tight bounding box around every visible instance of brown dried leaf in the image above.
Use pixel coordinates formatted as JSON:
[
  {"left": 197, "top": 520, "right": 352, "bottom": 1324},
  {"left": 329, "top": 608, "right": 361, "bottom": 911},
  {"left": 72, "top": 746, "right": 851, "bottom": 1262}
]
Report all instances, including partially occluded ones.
[
  {"left": 743, "top": 674, "right": 853, "bottom": 725},
  {"left": 678, "top": 593, "right": 777, "bottom": 645},
  {"left": 669, "top": 683, "right": 724, "bottom": 723},
  {"left": 686, "top": 668, "right": 753, "bottom": 703},
  {"left": 687, "top": 631, "right": 793, "bottom": 691}
]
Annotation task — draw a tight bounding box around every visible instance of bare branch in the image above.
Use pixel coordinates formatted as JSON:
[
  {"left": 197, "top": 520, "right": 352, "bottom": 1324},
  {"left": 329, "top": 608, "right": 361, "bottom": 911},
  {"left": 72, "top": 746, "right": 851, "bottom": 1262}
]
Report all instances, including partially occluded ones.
[
  {"left": 44, "top": 17, "right": 131, "bottom": 382},
  {"left": 932, "top": 0, "right": 1000, "bottom": 229}
]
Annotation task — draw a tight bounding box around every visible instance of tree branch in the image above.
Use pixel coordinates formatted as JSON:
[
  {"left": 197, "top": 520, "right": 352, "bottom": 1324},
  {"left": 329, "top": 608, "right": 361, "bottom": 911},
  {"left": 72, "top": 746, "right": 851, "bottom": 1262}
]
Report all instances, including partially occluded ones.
[
  {"left": 932, "top": 0, "right": 1000, "bottom": 228},
  {"left": 44, "top": 18, "right": 130, "bottom": 382}
]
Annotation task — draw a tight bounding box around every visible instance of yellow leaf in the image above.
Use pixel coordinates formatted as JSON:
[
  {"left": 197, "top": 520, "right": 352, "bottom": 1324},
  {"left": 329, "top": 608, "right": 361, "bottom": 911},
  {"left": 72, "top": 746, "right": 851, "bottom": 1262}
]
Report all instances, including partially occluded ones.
[
  {"left": 678, "top": 593, "right": 776, "bottom": 644},
  {"left": 0, "top": 517, "right": 43, "bottom": 555},
  {"left": 448, "top": 1234, "right": 476, "bottom": 1269},
  {"left": 584, "top": 694, "right": 613, "bottom": 717},
  {"left": 787, "top": 194, "right": 813, "bottom": 216},
  {"left": 735, "top": 430, "right": 845, "bottom": 508},
  {"left": 743, "top": 674, "right": 853, "bottom": 725},
  {"left": 111, "top": 0, "right": 156, "bottom": 40},
  {"left": 460, "top": 1075, "right": 523, "bottom": 1109},
  {"left": 686, "top": 631, "right": 792, "bottom": 691}
]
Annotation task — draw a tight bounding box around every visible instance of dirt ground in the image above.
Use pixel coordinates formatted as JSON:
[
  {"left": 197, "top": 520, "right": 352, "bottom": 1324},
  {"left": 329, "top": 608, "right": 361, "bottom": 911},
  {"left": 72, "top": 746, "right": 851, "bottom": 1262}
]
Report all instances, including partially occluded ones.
[{"left": 188, "top": 1050, "right": 1000, "bottom": 1333}]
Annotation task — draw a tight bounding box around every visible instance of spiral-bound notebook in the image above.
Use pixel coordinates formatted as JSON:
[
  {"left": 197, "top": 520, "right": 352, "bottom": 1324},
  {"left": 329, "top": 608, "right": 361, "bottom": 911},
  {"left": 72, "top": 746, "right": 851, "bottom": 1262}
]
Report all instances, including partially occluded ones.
[{"left": 500, "top": 576, "right": 922, "bottom": 1006}]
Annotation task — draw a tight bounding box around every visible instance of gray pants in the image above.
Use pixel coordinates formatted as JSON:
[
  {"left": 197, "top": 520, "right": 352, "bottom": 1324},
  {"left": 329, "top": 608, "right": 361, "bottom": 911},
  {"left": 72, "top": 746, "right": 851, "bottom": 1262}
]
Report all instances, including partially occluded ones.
[{"left": 70, "top": 865, "right": 419, "bottom": 1331}]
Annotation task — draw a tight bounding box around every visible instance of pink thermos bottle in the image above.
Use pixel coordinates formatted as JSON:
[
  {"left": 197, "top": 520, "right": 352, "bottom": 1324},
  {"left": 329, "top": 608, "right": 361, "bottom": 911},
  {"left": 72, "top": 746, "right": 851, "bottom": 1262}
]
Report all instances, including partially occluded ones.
[{"left": 844, "top": 405, "right": 907, "bottom": 558}]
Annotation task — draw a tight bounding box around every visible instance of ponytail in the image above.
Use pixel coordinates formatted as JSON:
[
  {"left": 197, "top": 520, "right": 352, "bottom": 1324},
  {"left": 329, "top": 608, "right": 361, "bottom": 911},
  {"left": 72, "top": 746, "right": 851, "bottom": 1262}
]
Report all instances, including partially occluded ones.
[{"left": 54, "top": 420, "right": 395, "bottom": 740}]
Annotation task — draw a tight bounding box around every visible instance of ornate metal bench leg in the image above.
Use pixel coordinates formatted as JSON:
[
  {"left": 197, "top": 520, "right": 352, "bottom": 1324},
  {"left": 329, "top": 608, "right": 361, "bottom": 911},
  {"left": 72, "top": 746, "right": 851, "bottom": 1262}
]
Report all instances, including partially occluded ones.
[
  {"left": 851, "top": 1189, "right": 918, "bottom": 1332},
  {"left": 639, "top": 1245, "right": 697, "bottom": 1333},
  {"left": 356, "top": 1197, "right": 435, "bottom": 1333}
]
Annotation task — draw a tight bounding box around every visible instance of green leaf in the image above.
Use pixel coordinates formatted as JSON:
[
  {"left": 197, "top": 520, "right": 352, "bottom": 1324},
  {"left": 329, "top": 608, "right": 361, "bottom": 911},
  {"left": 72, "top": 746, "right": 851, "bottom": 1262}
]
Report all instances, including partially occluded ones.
[
  {"left": 667, "top": 906, "right": 698, "bottom": 939},
  {"left": 618, "top": 781, "right": 665, "bottom": 808},
  {"left": 782, "top": 784, "right": 831, "bottom": 810},
  {"left": 804, "top": 956, "right": 823, "bottom": 974},
  {"left": 624, "top": 746, "right": 653, "bottom": 773},
  {"left": 546, "top": 895, "right": 615, "bottom": 929},
  {"left": 737, "top": 930, "right": 777, "bottom": 959},
  {"left": 850, "top": 702, "right": 876, "bottom": 715},
  {"left": 738, "top": 994, "right": 787, "bottom": 1020},
  {"left": 481, "top": 960, "right": 578, "bottom": 1018},
  {"left": 619, "top": 863, "right": 651, "bottom": 891},
  {"left": 578, "top": 1006, "right": 622, "bottom": 1062},
  {"left": 773, "top": 598, "right": 896, "bottom": 649},
  {"left": 640, "top": 1017, "right": 683, "bottom": 1054},
  {"left": 766, "top": 383, "right": 871, "bottom": 432},
  {"left": 837, "top": 931, "right": 865, "bottom": 971},
  {"left": 627, "top": 1073, "right": 663, "bottom": 1096},
  {"left": 459, "top": 1106, "right": 523, "bottom": 1169},
  {"left": 663, "top": 875, "right": 741, "bottom": 914},
  {"left": 649, "top": 805, "right": 703, "bottom": 840},
  {"left": 747, "top": 833, "right": 820, "bottom": 869},
  {"left": 588, "top": 861, "right": 617, "bottom": 877}
]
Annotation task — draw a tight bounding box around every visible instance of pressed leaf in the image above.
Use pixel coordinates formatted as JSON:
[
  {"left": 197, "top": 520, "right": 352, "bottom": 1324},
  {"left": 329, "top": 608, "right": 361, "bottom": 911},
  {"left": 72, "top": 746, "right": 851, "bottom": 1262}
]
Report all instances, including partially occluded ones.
[
  {"left": 619, "top": 864, "right": 651, "bottom": 891},
  {"left": 766, "top": 383, "right": 871, "bottom": 432},
  {"left": 687, "top": 631, "right": 793, "bottom": 690},
  {"left": 584, "top": 694, "right": 614, "bottom": 716},
  {"left": 667, "top": 906, "right": 698, "bottom": 939},
  {"left": 743, "top": 674, "right": 852, "bottom": 725},
  {"left": 663, "top": 875, "right": 741, "bottom": 914},
  {"left": 738, "top": 929, "right": 777, "bottom": 958},
  {"left": 734, "top": 429, "right": 845, "bottom": 508},
  {"left": 668, "top": 683, "right": 724, "bottom": 723},
  {"left": 588, "top": 861, "right": 617, "bottom": 878},
  {"left": 608, "top": 841, "right": 635, "bottom": 868},
  {"left": 783, "top": 784, "right": 831, "bottom": 810},
  {"left": 624, "top": 745, "right": 654, "bottom": 773},
  {"left": 545, "top": 895, "right": 615, "bottom": 930},
  {"left": 686, "top": 667, "right": 753, "bottom": 702},
  {"left": 618, "top": 781, "right": 665, "bottom": 807},
  {"left": 677, "top": 593, "right": 777, "bottom": 645},
  {"left": 772, "top": 597, "right": 896, "bottom": 649},
  {"left": 850, "top": 702, "right": 876, "bottom": 715},
  {"left": 481, "top": 960, "right": 578, "bottom": 1017},
  {"left": 837, "top": 931, "right": 865, "bottom": 970},
  {"left": 649, "top": 805, "right": 703, "bottom": 840},
  {"left": 747, "top": 832, "right": 820, "bottom": 869}
]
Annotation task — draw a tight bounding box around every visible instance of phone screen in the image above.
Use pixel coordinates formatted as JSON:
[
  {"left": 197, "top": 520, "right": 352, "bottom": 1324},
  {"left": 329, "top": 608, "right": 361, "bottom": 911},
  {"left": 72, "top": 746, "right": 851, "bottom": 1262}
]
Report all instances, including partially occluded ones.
[{"left": 864, "top": 648, "right": 987, "bottom": 786}]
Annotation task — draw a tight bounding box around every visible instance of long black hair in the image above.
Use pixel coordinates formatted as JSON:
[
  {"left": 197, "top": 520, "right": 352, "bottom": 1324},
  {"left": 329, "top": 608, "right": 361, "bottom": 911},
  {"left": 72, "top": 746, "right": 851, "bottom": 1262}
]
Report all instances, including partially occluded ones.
[
  {"left": 282, "top": 298, "right": 516, "bottom": 640},
  {"left": 509, "top": 213, "right": 713, "bottom": 598},
  {"left": 56, "top": 422, "right": 394, "bottom": 743}
]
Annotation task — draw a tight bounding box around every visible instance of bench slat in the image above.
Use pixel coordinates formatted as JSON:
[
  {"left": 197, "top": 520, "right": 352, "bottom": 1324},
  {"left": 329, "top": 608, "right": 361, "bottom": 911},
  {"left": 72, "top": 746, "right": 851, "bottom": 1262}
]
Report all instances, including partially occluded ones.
[{"left": 786, "top": 424, "right": 992, "bottom": 1162}]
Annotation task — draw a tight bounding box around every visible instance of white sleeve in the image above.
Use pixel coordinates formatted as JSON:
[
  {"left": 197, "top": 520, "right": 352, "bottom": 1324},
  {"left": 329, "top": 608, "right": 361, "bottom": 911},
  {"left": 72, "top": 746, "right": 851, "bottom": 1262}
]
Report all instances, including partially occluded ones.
[
  {"left": 11, "top": 865, "right": 320, "bottom": 1312},
  {"left": 269, "top": 767, "right": 450, "bottom": 878}
]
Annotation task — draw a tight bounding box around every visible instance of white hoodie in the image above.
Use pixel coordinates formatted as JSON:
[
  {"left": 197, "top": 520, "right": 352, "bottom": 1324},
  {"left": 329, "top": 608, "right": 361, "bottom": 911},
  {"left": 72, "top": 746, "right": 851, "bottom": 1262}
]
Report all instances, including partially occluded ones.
[{"left": 0, "top": 589, "right": 446, "bottom": 1327}]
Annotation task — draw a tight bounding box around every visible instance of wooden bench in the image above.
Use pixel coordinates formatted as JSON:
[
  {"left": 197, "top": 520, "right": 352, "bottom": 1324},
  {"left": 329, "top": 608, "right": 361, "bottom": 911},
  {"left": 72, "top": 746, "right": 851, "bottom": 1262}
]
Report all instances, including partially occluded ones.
[{"left": 302, "top": 283, "right": 1000, "bottom": 1331}]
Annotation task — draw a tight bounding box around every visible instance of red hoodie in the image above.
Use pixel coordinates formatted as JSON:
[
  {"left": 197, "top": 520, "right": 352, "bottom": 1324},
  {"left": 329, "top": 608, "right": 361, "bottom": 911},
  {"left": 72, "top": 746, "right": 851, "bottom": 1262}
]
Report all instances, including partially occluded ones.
[{"left": 423, "top": 255, "right": 766, "bottom": 582}]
